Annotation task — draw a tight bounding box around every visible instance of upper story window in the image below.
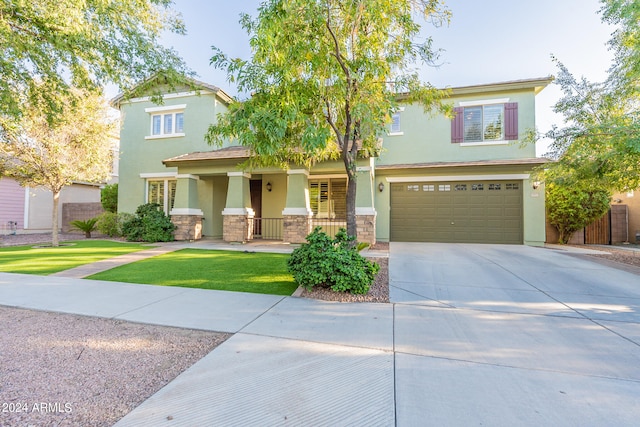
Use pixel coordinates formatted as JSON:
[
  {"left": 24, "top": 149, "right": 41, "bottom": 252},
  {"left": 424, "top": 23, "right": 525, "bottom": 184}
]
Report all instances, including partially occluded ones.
[
  {"left": 463, "top": 105, "right": 504, "bottom": 142},
  {"left": 145, "top": 104, "right": 186, "bottom": 139},
  {"left": 451, "top": 101, "right": 518, "bottom": 144},
  {"left": 389, "top": 107, "right": 405, "bottom": 136}
]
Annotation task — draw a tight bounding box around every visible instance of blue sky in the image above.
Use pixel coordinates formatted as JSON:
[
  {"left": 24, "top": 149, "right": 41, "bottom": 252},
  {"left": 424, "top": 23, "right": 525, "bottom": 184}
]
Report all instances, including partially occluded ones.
[{"left": 154, "top": 0, "right": 614, "bottom": 156}]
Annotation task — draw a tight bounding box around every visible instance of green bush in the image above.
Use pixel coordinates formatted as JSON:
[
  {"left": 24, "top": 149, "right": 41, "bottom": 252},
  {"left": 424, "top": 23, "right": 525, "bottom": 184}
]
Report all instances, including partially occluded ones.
[
  {"left": 546, "top": 182, "right": 611, "bottom": 244},
  {"left": 121, "top": 203, "right": 176, "bottom": 242},
  {"left": 287, "top": 227, "right": 379, "bottom": 295},
  {"left": 69, "top": 218, "right": 98, "bottom": 238},
  {"left": 100, "top": 183, "right": 118, "bottom": 213},
  {"left": 96, "top": 211, "right": 134, "bottom": 237}
]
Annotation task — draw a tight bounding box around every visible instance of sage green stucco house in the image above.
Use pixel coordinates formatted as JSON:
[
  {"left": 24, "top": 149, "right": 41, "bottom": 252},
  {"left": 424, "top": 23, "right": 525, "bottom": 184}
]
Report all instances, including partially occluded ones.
[{"left": 113, "top": 75, "right": 552, "bottom": 246}]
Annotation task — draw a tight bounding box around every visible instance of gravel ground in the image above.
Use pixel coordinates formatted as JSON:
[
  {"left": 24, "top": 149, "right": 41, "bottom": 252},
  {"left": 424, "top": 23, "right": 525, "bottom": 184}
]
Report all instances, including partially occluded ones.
[
  {"left": 0, "top": 307, "right": 229, "bottom": 427},
  {"left": 300, "top": 256, "right": 389, "bottom": 303},
  {"left": 0, "top": 232, "right": 85, "bottom": 247}
]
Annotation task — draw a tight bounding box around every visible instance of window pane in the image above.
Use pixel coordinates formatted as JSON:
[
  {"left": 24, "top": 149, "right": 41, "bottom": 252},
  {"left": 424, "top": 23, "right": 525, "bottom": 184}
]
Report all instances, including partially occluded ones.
[
  {"left": 331, "top": 179, "right": 346, "bottom": 219},
  {"left": 463, "top": 106, "right": 482, "bottom": 142},
  {"left": 164, "top": 114, "right": 173, "bottom": 134},
  {"left": 168, "top": 180, "right": 177, "bottom": 211},
  {"left": 152, "top": 115, "right": 161, "bottom": 135},
  {"left": 175, "top": 113, "right": 184, "bottom": 133},
  {"left": 391, "top": 112, "right": 401, "bottom": 133},
  {"left": 148, "top": 180, "right": 164, "bottom": 205},
  {"left": 483, "top": 105, "right": 504, "bottom": 140},
  {"left": 309, "top": 182, "right": 319, "bottom": 215}
]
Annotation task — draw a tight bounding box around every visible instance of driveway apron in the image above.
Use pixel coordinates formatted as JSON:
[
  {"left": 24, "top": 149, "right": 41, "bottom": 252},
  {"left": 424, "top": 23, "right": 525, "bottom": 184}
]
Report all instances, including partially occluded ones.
[{"left": 391, "top": 242, "right": 640, "bottom": 426}]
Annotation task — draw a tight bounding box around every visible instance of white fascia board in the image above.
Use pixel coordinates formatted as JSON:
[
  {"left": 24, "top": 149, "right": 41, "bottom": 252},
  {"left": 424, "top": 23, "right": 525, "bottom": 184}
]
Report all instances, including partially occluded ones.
[
  {"left": 458, "top": 98, "right": 509, "bottom": 107},
  {"left": 139, "top": 172, "right": 177, "bottom": 179},
  {"left": 145, "top": 104, "right": 187, "bottom": 113}
]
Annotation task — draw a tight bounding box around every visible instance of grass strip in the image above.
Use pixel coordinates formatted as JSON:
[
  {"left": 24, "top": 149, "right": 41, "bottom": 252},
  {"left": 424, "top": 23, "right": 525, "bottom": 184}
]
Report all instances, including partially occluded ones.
[
  {"left": 87, "top": 249, "right": 298, "bottom": 296},
  {"left": 0, "top": 240, "right": 154, "bottom": 275}
]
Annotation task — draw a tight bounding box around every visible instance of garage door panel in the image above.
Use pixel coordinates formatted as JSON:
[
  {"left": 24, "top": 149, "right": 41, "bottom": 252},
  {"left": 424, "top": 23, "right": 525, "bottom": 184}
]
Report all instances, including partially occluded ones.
[{"left": 391, "top": 180, "right": 523, "bottom": 244}]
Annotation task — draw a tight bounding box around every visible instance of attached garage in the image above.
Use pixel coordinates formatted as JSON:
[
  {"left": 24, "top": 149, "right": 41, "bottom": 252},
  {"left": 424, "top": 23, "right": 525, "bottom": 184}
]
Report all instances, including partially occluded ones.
[{"left": 390, "top": 180, "right": 523, "bottom": 244}]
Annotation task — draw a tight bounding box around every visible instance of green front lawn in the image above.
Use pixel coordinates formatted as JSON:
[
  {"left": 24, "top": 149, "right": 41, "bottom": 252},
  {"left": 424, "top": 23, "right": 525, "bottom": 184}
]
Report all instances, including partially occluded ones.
[
  {"left": 87, "top": 249, "right": 298, "bottom": 295},
  {"left": 0, "top": 240, "right": 154, "bottom": 275}
]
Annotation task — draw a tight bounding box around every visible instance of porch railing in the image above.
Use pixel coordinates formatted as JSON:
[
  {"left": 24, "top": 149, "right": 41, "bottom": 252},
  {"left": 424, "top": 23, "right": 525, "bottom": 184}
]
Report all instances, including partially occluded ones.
[
  {"left": 311, "top": 218, "right": 347, "bottom": 238},
  {"left": 252, "top": 218, "right": 283, "bottom": 240}
]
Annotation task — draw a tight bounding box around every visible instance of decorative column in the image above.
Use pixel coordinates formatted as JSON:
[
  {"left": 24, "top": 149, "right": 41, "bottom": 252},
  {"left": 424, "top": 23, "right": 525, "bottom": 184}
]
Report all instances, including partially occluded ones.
[
  {"left": 170, "top": 174, "right": 204, "bottom": 241},
  {"left": 222, "top": 172, "right": 254, "bottom": 242},
  {"left": 355, "top": 158, "right": 377, "bottom": 245},
  {"left": 282, "top": 169, "right": 313, "bottom": 244}
]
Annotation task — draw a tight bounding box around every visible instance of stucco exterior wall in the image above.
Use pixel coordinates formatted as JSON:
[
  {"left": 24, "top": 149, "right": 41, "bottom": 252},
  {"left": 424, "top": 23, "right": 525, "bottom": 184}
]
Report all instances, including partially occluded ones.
[
  {"left": 117, "top": 91, "right": 228, "bottom": 214},
  {"left": 379, "top": 89, "right": 537, "bottom": 166},
  {"left": 27, "top": 184, "right": 101, "bottom": 231}
]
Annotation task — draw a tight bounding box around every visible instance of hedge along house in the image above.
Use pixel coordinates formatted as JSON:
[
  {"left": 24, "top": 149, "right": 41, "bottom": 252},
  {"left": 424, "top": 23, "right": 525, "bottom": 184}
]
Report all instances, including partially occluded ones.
[{"left": 113, "top": 75, "right": 552, "bottom": 246}]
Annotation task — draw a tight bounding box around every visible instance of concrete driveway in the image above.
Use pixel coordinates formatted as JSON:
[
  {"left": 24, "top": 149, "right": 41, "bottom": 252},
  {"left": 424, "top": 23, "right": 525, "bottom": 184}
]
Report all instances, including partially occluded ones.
[{"left": 390, "top": 242, "right": 640, "bottom": 426}]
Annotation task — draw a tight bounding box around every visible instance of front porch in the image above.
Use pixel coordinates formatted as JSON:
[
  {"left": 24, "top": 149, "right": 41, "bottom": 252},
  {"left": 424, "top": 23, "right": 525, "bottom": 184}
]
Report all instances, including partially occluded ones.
[{"left": 163, "top": 150, "right": 378, "bottom": 244}]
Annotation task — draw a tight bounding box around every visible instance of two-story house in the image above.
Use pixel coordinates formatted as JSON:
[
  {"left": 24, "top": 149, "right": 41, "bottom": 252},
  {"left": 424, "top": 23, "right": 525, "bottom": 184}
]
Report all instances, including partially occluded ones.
[{"left": 113, "top": 75, "right": 552, "bottom": 246}]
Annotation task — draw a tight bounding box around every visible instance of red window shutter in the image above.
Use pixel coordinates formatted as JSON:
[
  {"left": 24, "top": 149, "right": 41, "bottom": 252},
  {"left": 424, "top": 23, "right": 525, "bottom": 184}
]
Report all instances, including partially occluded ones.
[
  {"left": 451, "top": 107, "right": 464, "bottom": 143},
  {"left": 504, "top": 102, "right": 518, "bottom": 140}
]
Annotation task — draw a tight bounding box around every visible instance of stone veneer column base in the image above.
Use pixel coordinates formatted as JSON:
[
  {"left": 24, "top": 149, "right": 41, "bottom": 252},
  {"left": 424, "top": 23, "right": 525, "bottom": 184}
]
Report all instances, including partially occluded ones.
[
  {"left": 223, "top": 214, "right": 254, "bottom": 242},
  {"left": 171, "top": 215, "right": 203, "bottom": 241},
  {"left": 356, "top": 214, "right": 376, "bottom": 245},
  {"left": 282, "top": 215, "right": 313, "bottom": 244}
]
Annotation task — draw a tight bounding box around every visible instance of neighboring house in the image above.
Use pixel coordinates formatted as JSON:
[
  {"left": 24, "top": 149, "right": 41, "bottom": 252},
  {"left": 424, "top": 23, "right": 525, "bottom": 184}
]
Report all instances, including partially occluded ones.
[
  {"left": 113, "top": 75, "right": 552, "bottom": 246},
  {"left": 0, "top": 134, "right": 119, "bottom": 235},
  {"left": 0, "top": 178, "right": 101, "bottom": 234}
]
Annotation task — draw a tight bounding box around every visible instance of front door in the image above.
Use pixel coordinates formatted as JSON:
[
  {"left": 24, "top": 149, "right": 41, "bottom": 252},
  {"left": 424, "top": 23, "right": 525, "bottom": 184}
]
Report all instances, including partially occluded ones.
[{"left": 250, "top": 180, "right": 262, "bottom": 236}]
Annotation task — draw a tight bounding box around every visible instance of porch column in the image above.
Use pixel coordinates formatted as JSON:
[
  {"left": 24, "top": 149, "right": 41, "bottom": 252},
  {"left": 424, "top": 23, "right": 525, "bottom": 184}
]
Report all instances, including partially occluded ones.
[
  {"left": 222, "top": 172, "right": 254, "bottom": 242},
  {"left": 282, "top": 169, "right": 313, "bottom": 244},
  {"left": 355, "top": 158, "right": 377, "bottom": 245},
  {"left": 170, "top": 174, "right": 204, "bottom": 241}
]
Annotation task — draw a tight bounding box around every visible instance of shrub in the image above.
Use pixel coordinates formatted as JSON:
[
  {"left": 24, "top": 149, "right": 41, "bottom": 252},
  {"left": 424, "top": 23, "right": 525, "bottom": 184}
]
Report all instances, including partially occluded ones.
[
  {"left": 69, "top": 218, "right": 98, "bottom": 238},
  {"left": 100, "top": 183, "right": 118, "bottom": 213},
  {"left": 287, "top": 227, "right": 379, "bottom": 295},
  {"left": 547, "top": 182, "right": 611, "bottom": 244},
  {"left": 96, "top": 211, "right": 134, "bottom": 237},
  {"left": 121, "top": 203, "right": 176, "bottom": 242}
]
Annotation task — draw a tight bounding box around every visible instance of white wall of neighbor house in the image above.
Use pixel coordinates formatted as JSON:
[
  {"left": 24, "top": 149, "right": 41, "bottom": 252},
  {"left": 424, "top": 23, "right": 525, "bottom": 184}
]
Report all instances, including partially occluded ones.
[{"left": 25, "top": 184, "right": 101, "bottom": 231}]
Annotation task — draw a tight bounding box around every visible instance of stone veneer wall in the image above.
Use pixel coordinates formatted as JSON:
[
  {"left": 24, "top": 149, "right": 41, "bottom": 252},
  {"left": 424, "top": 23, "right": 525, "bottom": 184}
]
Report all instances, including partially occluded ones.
[
  {"left": 356, "top": 215, "right": 376, "bottom": 245},
  {"left": 171, "top": 215, "right": 203, "bottom": 241},
  {"left": 223, "top": 214, "right": 253, "bottom": 242},
  {"left": 282, "top": 215, "right": 312, "bottom": 244}
]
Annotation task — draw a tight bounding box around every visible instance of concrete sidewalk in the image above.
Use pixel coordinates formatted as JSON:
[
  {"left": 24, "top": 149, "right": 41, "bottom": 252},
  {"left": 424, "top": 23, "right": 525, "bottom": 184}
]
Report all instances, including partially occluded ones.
[{"left": 1, "top": 242, "right": 639, "bottom": 425}]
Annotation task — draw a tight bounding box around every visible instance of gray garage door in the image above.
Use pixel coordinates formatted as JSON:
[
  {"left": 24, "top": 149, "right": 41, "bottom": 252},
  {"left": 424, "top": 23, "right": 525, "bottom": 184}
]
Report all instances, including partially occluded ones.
[{"left": 390, "top": 180, "right": 523, "bottom": 244}]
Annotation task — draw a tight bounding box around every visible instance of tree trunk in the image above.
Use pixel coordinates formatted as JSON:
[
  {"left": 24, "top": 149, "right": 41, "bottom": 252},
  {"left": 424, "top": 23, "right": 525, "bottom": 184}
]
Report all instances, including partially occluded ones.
[
  {"left": 346, "top": 170, "right": 357, "bottom": 239},
  {"left": 52, "top": 190, "right": 60, "bottom": 247}
]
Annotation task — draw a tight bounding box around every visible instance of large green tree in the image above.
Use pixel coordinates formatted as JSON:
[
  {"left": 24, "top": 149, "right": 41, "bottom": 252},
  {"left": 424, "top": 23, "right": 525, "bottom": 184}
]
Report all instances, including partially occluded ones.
[
  {"left": 206, "top": 0, "right": 450, "bottom": 239},
  {"left": 0, "top": 0, "right": 188, "bottom": 121},
  {"left": 0, "top": 89, "right": 117, "bottom": 246},
  {"left": 539, "top": 1, "right": 639, "bottom": 241}
]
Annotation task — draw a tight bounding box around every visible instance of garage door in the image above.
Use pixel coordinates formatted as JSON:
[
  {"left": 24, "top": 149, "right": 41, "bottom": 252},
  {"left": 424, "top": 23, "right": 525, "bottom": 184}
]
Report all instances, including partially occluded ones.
[{"left": 390, "top": 180, "right": 523, "bottom": 244}]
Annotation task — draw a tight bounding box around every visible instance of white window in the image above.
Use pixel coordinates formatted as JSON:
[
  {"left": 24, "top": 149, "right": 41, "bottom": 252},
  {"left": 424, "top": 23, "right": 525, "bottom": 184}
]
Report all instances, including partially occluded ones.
[
  {"left": 389, "top": 107, "right": 405, "bottom": 136},
  {"left": 309, "top": 179, "right": 346, "bottom": 219},
  {"left": 147, "top": 179, "right": 177, "bottom": 214},
  {"left": 463, "top": 105, "right": 504, "bottom": 142},
  {"left": 145, "top": 104, "right": 186, "bottom": 139}
]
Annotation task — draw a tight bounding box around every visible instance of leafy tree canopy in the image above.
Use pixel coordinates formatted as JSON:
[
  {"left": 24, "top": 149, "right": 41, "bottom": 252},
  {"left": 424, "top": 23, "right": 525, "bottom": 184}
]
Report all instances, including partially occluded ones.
[
  {"left": 206, "top": 0, "right": 450, "bottom": 237},
  {"left": 0, "top": 87, "right": 117, "bottom": 246},
  {"left": 0, "top": 0, "right": 188, "bottom": 121}
]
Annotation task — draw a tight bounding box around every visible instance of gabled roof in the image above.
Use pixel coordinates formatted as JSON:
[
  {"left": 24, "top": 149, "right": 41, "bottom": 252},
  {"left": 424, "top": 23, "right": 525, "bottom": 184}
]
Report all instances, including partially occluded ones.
[
  {"left": 449, "top": 76, "right": 554, "bottom": 96},
  {"left": 110, "top": 74, "right": 234, "bottom": 108}
]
